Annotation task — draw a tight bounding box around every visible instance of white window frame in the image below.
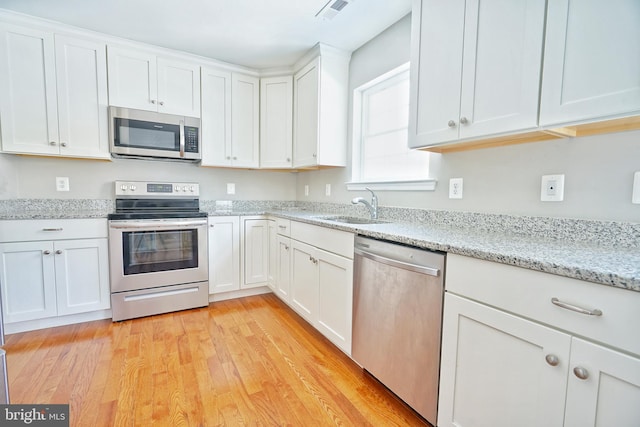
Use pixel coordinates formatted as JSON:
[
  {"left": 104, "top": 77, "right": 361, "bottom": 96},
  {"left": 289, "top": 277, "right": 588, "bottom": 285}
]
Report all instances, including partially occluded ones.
[{"left": 347, "top": 62, "right": 436, "bottom": 191}]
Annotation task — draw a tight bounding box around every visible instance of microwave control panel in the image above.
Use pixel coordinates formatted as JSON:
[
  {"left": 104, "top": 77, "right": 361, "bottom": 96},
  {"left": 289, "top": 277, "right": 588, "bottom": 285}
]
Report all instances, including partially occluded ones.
[{"left": 185, "top": 126, "right": 199, "bottom": 153}]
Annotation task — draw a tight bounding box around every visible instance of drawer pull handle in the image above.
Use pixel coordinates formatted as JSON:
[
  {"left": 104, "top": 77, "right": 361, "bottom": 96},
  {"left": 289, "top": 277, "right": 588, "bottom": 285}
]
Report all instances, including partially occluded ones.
[
  {"left": 43, "top": 250, "right": 51, "bottom": 255},
  {"left": 551, "top": 298, "right": 602, "bottom": 316},
  {"left": 545, "top": 354, "right": 559, "bottom": 367},
  {"left": 42, "top": 228, "right": 63, "bottom": 232},
  {"left": 573, "top": 366, "right": 589, "bottom": 380},
  {"left": 278, "top": 225, "right": 287, "bottom": 229}
]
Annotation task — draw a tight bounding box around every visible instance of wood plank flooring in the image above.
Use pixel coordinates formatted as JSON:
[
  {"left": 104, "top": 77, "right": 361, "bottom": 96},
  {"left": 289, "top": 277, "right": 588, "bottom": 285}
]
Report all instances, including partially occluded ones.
[{"left": 5, "top": 294, "right": 431, "bottom": 426}]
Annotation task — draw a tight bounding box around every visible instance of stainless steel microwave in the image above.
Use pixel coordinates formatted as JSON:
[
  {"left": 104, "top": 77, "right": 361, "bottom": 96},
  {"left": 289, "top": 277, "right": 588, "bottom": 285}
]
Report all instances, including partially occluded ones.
[{"left": 109, "top": 106, "right": 201, "bottom": 162}]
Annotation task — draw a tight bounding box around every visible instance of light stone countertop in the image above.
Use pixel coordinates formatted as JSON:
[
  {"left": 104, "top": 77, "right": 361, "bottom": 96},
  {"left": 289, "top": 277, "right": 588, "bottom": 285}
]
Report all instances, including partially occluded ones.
[{"left": 1, "top": 199, "right": 637, "bottom": 292}]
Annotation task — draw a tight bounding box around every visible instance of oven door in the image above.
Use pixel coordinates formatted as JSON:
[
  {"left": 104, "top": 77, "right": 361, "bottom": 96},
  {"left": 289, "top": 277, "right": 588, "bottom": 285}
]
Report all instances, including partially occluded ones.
[{"left": 109, "top": 218, "right": 208, "bottom": 292}]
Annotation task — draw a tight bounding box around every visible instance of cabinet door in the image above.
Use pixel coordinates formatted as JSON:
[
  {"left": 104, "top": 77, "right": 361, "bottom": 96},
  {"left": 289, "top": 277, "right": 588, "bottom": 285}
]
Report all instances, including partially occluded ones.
[
  {"left": 290, "top": 240, "right": 318, "bottom": 323},
  {"left": 293, "top": 58, "right": 320, "bottom": 167},
  {"left": 157, "top": 57, "right": 201, "bottom": 117},
  {"left": 0, "top": 24, "right": 59, "bottom": 155},
  {"left": 208, "top": 216, "right": 240, "bottom": 294},
  {"left": 540, "top": 0, "right": 640, "bottom": 126},
  {"left": 242, "top": 218, "right": 269, "bottom": 288},
  {"left": 0, "top": 241, "right": 57, "bottom": 323},
  {"left": 408, "top": 0, "right": 465, "bottom": 148},
  {"left": 54, "top": 35, "right": 109, "bottom": 159},
  {"left": 107, "top": 46, "right": 158, "bottom": 111},
  {"left": 275, "top": 235, "right": 292, "bottom": 302},
  {"left": 267, "top": 220, "right": 277, "bottom": 291},
  {"left": 54, "top": 239, "right": 110, "bottom": 316},
  {"left": 260, "top": 76, "right": 293, "bottom": 168},
  {"left": 316, "top": 248, "right": 352, "bottom": 355},
  {"left": 438, "top": 294, "right": 570, "bottom": 427},
  {"left": 231, "top": 73, "right": 260, "bottom": 168},
  {"left": 458, "top": 0, "right": 544, "bottom": 139},
  {"left": 200, "top": 67, "right": 232, "bottom": 166},
  {"left": 564, "top": 338, "right": 640, "bottom": 427}
]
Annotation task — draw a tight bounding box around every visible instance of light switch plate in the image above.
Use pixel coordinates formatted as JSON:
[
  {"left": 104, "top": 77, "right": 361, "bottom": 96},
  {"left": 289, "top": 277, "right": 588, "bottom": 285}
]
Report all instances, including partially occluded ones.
[
  {"left": 633, "top": 171, "right": 640, "bottom": 204},
  {"left": 226, "top": 183, "right": 235, "bottom": 195},
  {"left": 541, "top": 174, "right": 564, "bottom": 202}
]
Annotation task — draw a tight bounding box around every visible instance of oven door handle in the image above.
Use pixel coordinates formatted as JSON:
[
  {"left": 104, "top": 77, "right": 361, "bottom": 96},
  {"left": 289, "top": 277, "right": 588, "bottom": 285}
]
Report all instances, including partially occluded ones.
[
  {"left": 109, "top": 219, "right": 207, "bottom": 230},
  {"left": 179, "top": 119, "right": 185, "bottom": 158}
]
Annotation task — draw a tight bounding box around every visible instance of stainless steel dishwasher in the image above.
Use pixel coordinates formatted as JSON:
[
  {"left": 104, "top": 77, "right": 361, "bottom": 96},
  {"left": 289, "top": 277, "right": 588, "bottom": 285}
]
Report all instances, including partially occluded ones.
[{"left": 352, "top": 235, "right": 445, "bottom": 425}]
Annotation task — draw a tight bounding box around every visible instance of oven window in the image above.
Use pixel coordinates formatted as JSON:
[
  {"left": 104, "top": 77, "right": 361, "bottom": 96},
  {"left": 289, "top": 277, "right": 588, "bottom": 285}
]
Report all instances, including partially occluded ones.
[{"left": 122, "top": 229, "right": 198, "bottom": 275}]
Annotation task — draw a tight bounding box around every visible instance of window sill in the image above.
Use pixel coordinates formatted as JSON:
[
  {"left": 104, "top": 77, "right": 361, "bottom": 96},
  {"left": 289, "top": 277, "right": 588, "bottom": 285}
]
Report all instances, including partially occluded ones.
[{"left": 346, "top": 180, "right": 437, "bottom": 191}]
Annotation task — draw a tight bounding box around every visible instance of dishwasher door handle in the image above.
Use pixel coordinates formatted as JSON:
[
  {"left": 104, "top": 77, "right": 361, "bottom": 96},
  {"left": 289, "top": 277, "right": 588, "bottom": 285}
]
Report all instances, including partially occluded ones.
[{"left": 355, "top": 248, "right": 441, "bottom": 277}]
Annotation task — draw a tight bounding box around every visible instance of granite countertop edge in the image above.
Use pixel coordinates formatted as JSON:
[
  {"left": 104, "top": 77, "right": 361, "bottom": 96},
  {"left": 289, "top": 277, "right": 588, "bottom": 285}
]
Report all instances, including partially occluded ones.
[{"left": 1, "top": 208, "right": 637, "bottom": 293}]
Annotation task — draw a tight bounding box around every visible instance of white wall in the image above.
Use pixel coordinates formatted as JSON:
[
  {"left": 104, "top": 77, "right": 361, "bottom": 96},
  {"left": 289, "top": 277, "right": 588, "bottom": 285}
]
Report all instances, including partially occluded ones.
[
  {"left": 295, "top": 14, "right": 640, "bottom": 223},
  {"left": 1, "top": 154, "right": 296, "bottom": 200}
]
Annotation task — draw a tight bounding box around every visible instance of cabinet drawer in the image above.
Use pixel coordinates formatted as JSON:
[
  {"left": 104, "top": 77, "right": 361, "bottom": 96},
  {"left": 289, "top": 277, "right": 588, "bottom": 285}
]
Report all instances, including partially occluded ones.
[
  {"left": 274, "top": 218, "right": 291, "bottom": 237},
  {"left": 446, "top": 254, "right": 640, "bottom": 356},
  {"left": 0, "top": 218, "right": 108, "bottom": 242},
  {"left": 290, "top": 221, "right": 354, "bottom": 259}
]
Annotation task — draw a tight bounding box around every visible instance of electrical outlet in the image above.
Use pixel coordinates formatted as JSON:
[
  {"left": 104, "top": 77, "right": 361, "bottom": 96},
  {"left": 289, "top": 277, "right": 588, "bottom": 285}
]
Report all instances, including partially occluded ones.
[
  {"left": 633, "top": 171, "right": 640, "bottom": 204},
  {"left": 226, "top": 183, "right": 235, "bottom": 195},
  {"left": 541, "top": 174, "right": 564, "bottom": 202},
  {"left": 304, "top": 185, "right": 309, "bottom": 196},
  {"left": 449, "top": 178, "right": 463, "bottom": 199},
  {"left": 325, "top": 184, "right": 331, "bottom": 196},
  {"left": 56, "top": 177, "right": 70, "bottom": 192}
]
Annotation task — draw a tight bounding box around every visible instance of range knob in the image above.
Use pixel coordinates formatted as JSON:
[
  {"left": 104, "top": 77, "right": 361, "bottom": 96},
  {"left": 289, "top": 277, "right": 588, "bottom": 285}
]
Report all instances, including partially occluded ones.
[
  {"left": 120, "top": 184, "right": 128, "bottom": 191},
  {"left": 130, "top": 185, "right": 137, "bottom": 191},
  {"left": 189, "top": 185, "right": 195, "bottom": 192}
]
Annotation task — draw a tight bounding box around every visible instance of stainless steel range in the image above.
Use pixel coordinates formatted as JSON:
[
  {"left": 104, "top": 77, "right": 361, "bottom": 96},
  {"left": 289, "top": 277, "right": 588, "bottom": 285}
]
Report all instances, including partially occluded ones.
[{"left": 108, "top": 181, "right": 208, "bottom": 321}]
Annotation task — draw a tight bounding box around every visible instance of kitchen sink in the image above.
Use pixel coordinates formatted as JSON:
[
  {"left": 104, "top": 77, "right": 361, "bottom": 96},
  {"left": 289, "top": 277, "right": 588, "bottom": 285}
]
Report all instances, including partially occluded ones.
[{"left": 315, "top": 215, "right": 390, "bottom": 225}]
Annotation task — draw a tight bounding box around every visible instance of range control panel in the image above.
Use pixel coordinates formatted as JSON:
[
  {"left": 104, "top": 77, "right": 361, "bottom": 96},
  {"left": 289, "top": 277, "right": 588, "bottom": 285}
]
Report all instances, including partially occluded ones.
[{"left": 115, "top": 181, "right": 200, "bottom": 197}]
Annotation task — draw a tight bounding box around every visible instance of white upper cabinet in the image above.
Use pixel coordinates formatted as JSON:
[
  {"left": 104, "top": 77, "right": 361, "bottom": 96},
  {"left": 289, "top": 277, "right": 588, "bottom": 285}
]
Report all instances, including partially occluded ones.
[
  {"left": 293, "top": 45, "right": 350, "bottom": 169},
  {"left": 540, "top": 0, "right": 640, "bottom": 126},
  {"left": 201, "top": 67, "right": 232, "bottom": 166},
  {"left": 409, "top": 0, "right": 545, "bottom": 148},
  {"left": 231, "top": 73, "right": 260, "bottom": 168},
  {"left": 0, "top": 24, "right": 109, "bottom": 159},
  {"left": 107, "top": 46, "right": 200, "bottom": 117},
  {"left": 201, "top": 70, "right": 259, "bottom": 168},
  {"left": 260, "top": 75, "right": 293, "bottom": 169}
]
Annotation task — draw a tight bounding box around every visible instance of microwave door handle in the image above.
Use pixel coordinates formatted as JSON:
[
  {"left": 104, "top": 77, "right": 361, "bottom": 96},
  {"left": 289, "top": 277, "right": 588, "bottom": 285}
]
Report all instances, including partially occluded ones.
[{"left": 179, "top": 120, "right": 185, "bottom": 157}]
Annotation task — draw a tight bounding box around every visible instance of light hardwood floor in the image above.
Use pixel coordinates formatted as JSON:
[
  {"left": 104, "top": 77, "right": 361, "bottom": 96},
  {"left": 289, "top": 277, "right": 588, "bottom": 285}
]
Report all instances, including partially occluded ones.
[{"left": 5, "top": 294, "right": 431, "bottom": 426}]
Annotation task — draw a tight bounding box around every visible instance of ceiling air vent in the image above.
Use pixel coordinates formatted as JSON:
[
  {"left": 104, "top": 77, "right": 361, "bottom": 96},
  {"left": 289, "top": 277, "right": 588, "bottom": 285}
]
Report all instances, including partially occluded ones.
[{"left": 316, "top": 0, "right": 352, "bottom": 20}]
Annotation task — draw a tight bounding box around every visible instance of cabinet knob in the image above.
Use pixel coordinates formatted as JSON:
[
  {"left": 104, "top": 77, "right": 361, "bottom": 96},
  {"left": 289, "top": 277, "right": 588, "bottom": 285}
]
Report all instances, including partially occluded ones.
[
  {"left": 447, "top": 120, "right": 456, "bottom": 128},
  {"left": 545, "top": 354, "right": 559, "bottom": 366},
  {"left": 209, "top": 224, "right": 215, "bottom": 228},
  {"left": 55, "top": 249, "right": 63, "bottom": 255},
  {"left": 50, "top": 141, "right": 57, "bottom": 146},
  {"left": 573, "top": 366, "right": 589, "bottom": 380},
  {"left": 312, "top": 153, "right": 317, "bottom": 158},
  {"left": 459, "top": 116, "right": 469, "bottom": 125},
  {"left": 159, "top": 101, "right": 164, "bottom": 106},
  {"left": 286, "top": 158, "right": 291, "bottom": 162},
  {"left": 233, "top": 157, "right": 237, "bottom": 160},
  {"left": 43, "top": 250, "right": 51, "bottom": 255},
  {"left": 226, "top": 156, "right": 231, "bottom": 160},
  {"left": 151, "top": 99, "right": 156, "bottom": 104},
  {"left": 60, "top": 142, "right": 67, "bottom": 147},
  {"left": 284, "top": 245, "right": 289, "bottom": 250}
]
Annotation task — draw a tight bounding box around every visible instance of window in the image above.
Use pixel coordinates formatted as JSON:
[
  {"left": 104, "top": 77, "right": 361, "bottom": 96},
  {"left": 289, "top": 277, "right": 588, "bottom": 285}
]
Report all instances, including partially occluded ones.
[{"left": 349, "top": 63, "right": 434, "bottom": 191}]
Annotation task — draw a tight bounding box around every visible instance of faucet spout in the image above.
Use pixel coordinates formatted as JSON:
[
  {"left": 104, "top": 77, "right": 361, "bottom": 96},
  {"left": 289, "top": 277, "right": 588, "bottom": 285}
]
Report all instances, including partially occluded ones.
[{"left": 351, "top": 187, "right": 378, "bottom": 219}]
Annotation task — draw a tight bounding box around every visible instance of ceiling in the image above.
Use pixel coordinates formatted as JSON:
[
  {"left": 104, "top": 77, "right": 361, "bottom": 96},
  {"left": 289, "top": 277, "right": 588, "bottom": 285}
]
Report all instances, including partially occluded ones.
[{"left": 0, "top": 0, "right": 412, "bottom": 69}]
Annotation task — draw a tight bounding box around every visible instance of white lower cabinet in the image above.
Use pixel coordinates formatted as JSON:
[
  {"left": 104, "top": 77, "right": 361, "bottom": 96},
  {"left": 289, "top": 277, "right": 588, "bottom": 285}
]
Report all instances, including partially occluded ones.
[
  {"left": 439, "top": 254, "right": 640, "bottom": 427},
  {"left": 0, "top": 219, "right": 110, "bottom": 324},
  {"left": 241, "top": 216, "right": 270, "bottom": 289},
  {"left": 439, "top": 294, "right": 570, "bottom": 427},
  {"left": 286, "top": 220, "right": 354, "bottom": 355},
  {"left": 208, "top": 216, "right": 240, "bottom": 294},
  {"left": 275, "top": 234, "right": 292, "bottom": 301}
]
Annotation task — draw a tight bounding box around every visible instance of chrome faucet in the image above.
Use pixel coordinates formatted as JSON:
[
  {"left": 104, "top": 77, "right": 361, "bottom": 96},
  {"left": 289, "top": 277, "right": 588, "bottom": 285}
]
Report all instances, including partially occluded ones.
[{"left": 352, "top": 187, "right": 378, "bottom": 219}]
